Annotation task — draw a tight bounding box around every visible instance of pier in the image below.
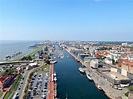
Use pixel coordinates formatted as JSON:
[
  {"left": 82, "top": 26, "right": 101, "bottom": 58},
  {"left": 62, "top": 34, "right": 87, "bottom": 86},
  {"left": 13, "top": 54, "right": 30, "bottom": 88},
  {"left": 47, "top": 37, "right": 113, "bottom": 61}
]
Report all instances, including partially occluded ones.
[{"left": 47, "top": 64, "right": 57, "bottom": 99}]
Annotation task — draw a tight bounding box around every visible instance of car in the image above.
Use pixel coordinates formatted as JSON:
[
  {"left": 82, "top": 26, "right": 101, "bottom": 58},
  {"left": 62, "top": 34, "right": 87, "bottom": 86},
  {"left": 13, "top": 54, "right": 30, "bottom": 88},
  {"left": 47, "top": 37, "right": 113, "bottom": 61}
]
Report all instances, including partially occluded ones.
[
  {"left": 34, "top": 87, "right": 37, "bottom": 89},
  {"left": 21, "top": 81, "right": 23, "bottom": 84},
  {"left": 118, "top": 87, "right": 122, "bottom": 90},
  {"left": 15, "top": 96, "right": 19, "bottom": 99},
  {"left": 114, "top": 85, "right": 117, "bottom": 89},
  {"left": 16, "top": 92, "right": 19, "bottom": 95},
  {"left": 39, "top": 74, "right": 42, "bottom": 77},
  {"left": 42, "top": 94, "right": 46, "bottom": 98}
]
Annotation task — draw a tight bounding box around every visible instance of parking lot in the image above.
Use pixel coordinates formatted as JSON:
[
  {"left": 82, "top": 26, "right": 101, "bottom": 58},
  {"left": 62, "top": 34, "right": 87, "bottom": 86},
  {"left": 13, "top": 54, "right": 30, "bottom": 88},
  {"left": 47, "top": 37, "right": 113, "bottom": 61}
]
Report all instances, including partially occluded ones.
[{"left": 27, "top": 71, "right": 49, "bottom": 99}]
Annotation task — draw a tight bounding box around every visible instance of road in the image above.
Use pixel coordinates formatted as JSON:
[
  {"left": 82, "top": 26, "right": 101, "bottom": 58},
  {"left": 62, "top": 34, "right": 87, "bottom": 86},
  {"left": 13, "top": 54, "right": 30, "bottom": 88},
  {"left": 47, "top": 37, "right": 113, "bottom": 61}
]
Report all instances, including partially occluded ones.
[{"left": 18, "top": 69, "right": 34, "bottom": 99}]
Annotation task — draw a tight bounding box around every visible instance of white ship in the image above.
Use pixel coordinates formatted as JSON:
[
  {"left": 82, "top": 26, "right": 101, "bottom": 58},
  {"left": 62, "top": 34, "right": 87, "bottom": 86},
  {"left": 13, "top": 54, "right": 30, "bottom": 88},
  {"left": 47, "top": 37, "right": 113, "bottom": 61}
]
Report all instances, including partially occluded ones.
[
  {"left": 86, "top": 74, "right": 93, "bottom": 81},
  {"left": 78, "top": 67, "right": 85, "bottom": 73}
]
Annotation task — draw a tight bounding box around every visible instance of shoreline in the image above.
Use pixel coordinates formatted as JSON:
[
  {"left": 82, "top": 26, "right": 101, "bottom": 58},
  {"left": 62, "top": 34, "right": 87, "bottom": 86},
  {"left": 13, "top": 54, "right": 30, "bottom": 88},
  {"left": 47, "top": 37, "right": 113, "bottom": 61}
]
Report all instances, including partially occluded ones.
[{"left": 65, "top": 48, "right": 114, "bottom": 99}]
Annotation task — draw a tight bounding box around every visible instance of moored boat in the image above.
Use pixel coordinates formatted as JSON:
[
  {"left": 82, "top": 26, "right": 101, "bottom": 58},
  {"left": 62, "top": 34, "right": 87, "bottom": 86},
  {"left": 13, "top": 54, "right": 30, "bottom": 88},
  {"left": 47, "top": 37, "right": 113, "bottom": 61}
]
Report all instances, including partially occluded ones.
[
  {"left": 78, "top": 67, "right": 85, "bottom": 73},
  {"left": 86, "top": 74, "right": 93, "bottom": 81},
  {"left": 96, "top": 84, "right": 102, "bottom": 90}
]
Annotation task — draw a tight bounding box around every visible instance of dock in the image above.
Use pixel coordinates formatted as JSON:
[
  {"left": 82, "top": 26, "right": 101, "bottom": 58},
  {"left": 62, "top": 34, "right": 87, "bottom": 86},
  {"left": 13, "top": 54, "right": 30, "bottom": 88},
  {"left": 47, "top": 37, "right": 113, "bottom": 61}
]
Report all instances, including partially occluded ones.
[{"left": 47, "top": 64, "right": 57, "bottom": 99}]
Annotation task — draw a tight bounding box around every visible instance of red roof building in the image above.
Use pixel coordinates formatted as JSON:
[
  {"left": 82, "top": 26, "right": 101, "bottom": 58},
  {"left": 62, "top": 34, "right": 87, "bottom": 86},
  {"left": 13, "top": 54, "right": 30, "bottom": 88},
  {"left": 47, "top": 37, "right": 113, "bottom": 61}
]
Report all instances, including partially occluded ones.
[{"left": 0, "top": 75, "right": 11, "bottom": 91}]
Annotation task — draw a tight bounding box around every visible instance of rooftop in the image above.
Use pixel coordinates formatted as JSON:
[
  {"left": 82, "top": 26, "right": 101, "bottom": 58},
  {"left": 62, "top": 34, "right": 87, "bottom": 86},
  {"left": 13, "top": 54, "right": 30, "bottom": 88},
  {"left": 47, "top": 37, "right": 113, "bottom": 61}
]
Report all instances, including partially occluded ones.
[{"left": 104, "top": 71, "right": 130, "bottom": 80}]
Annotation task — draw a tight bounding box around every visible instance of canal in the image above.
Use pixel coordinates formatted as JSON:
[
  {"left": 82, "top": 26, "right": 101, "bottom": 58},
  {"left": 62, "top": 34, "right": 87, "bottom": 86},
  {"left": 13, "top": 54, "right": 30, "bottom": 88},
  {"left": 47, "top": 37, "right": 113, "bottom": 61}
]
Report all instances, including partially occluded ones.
[{"left": 54, "top": 49, "right": 108, "bottom": 99}]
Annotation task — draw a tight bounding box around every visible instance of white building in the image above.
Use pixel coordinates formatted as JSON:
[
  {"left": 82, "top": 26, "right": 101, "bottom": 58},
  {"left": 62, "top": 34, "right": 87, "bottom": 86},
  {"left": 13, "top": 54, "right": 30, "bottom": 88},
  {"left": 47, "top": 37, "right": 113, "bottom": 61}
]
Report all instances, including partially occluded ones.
[
  {"left": 122, "top": 43, "right": 128, "bottom": 46},
  {"left": 90, "top": 59, "right": 98, "bottom": 69},
  {"left": 104, "top": 57, "right": 112, "bottom": 65},
  {"left": 26, "top": 63, "right": 38, "bottom": 70}
]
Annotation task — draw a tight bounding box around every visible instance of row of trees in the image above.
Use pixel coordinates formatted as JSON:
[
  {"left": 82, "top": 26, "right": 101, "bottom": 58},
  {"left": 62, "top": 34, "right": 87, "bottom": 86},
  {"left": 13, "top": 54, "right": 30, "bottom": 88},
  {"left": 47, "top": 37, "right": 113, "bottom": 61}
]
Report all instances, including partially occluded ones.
[{"left": 21, "top": 56, "right": 33, "bottom": 61}]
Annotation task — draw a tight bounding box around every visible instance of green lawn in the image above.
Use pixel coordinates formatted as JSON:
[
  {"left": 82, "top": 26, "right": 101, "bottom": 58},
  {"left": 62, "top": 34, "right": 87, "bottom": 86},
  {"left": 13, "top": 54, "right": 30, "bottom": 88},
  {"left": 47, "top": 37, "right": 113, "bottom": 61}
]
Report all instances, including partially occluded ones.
[
  {"left": 9, "top": 45, "right": 44, "bottom": 61},
  {"left": 4, "top": 91, "right": 12, "bottom": 99},
  {"left": 11, "top": 74, "right": 22, "bottom": 91},
  {"left": 26, "top": 45, "right": 44, "bottom": 57},
  {"left": 0, "top": 92, "right": 3, "bottom": 98}
]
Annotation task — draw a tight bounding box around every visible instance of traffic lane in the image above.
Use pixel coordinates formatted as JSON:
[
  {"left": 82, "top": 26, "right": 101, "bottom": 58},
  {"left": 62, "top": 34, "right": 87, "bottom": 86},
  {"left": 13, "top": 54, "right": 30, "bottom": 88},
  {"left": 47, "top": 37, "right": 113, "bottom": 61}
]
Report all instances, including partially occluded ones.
[
  {"left": 13, "top": 73, "right": 26, "bottom": 99},
  {"left": 19, "top": 69, "right": 35, "bottom": 99}
]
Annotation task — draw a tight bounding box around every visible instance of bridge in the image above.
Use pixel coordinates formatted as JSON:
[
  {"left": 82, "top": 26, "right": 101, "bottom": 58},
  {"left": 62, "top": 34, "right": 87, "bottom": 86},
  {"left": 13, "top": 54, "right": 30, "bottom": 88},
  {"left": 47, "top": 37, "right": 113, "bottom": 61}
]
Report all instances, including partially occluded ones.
[{"left": 0, "top": 61, "right": 32, "bottom": 65}]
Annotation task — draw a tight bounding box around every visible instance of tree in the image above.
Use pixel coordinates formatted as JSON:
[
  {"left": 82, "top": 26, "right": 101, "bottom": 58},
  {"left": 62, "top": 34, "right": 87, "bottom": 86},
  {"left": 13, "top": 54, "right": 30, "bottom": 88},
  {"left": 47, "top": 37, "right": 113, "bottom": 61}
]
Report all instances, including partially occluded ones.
[
  {"left": 112, "top": 59, "right": 115, "bottom": 65},
  {"left": 46, "top": 60, "right": 50, "bottom": 64}
]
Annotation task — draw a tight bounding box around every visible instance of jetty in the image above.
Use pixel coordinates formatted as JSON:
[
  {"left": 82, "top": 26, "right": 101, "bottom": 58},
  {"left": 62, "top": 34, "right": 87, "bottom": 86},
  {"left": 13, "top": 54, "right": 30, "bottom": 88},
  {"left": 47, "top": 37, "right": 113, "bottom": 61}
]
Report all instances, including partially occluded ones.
[{"left": 47, "top": 64, "right": 57, "bottom": 99}]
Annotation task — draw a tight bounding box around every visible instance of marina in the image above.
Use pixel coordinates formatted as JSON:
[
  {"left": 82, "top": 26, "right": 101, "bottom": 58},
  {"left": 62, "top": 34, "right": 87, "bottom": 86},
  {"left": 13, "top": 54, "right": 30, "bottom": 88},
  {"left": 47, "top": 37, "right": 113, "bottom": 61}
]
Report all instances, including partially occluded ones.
[{"left": 54, "top": 48, "right": 107, "bottom": 99}]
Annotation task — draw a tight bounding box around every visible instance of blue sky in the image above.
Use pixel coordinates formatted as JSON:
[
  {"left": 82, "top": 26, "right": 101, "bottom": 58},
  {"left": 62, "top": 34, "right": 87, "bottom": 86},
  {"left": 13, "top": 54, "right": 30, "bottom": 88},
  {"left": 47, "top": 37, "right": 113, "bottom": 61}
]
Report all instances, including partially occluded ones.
[{"left": 0, "top": 0, "right": 133, "bottom": 41}]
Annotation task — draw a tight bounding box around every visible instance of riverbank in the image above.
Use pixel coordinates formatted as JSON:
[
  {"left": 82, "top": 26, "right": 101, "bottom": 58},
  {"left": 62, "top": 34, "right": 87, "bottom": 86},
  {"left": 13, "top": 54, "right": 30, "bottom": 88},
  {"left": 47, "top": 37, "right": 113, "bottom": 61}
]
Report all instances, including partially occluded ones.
[{"left": 65, "top": 48, "right": 126, "bottom": 99}]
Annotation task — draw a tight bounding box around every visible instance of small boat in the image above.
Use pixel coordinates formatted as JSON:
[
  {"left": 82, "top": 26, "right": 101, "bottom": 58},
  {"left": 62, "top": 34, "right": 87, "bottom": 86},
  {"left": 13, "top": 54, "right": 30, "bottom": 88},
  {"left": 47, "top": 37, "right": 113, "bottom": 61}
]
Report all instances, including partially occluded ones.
[
  {"left": 53, "top": 72, "right": 56, "bottom": 76},
  {"left": 66, "top": 93, "right": 68, "bottom": 99},
  {"left": 54, "top": 77, "right": 57, "bottom": 81},
  {"left": 86, "top": 74, "right": 93, "bottom": 81},
  {"left": 61, "top": 55, "right": 64, "bottom": 58},
  {"left": 96, "top": 84, "right": 102, "bottom": 90},
  {"left": 78, "top": 67, "right": 85, "bottom": 73}
]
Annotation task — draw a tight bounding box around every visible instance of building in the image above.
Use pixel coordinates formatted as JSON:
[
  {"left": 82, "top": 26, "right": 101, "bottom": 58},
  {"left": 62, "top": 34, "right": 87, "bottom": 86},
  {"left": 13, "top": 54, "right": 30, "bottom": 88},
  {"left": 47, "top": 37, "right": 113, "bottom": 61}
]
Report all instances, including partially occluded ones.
[
  {"left": 90, "top": 59, "right": 98, "bottom": 69},
  {"left": 128, "top": 91, "right": 133, "bottom": 99},
  {"left": 84, "top": 57, "right": 96, "bottom": 63},
  {"left": 0, "top": 75, "right": 11, "bottom": 91},
  {"left": 122, "top": 43, "right": 128, "bottom": 47},
  {"left": 78, "top": 54, "right": 91, "bottom": 61},
  {"left": 26, "top": 63, "right": 38, "bottom": 70},
  {"left": 118, "top": 59, "right": 133, "bottom": 73},
  {"left": 99, "top": 67, "right": 131, "bottom": 87},
  {"left": 104, "top": 57, "right": 112, "bottom": 65}
]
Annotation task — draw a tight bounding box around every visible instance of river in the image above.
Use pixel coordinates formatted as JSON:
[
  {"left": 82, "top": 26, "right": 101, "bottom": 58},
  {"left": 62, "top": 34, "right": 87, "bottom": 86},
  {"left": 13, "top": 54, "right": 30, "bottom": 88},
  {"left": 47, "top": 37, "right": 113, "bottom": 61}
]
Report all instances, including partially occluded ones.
[{"left": 54, "top": 49, "right": 108, "bottom": 99}]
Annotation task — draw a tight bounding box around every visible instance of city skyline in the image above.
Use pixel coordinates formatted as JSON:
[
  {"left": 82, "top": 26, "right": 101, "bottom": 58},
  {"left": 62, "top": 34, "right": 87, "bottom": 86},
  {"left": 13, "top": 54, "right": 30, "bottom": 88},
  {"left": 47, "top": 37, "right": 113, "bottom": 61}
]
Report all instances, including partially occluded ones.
[{"left": 0, "top": 0, "right": 133, "bottom": 41}]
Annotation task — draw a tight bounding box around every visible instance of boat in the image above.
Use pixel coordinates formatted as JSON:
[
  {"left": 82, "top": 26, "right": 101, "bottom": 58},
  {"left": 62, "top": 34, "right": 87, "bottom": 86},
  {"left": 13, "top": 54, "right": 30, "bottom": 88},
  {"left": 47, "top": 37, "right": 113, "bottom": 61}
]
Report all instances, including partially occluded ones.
[
  {"left": 78, "top": 67, "right": 85, "bottom": 73},
  {"left": 53, "top": 72, "right": 56, "bottom": 76},
  {"left": 60, "top": 55, "right": 64, "bottom": 58},
  {"left": 86, "top": 74, "right": 93, "bottom": 81},
  {"left": 54, "top": 77, "right": 57, "bottom": 81},
  {"left": 96, "top": 84, "right": 102, "bottom": 90},
  {"left": 66, "top": 93, "right": 68, "bottom": 99},
  {"left": 28, "top": 43, "right": 37, "bottom": 48}
]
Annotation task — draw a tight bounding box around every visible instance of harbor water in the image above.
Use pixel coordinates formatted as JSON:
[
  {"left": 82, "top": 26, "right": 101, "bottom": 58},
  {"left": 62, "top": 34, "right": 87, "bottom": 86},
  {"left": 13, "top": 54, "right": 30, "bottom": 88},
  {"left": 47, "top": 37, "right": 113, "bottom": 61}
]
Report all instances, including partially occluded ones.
[
  {"left": 0, "top": 40, "right": 41, "bottom": 60},
  {"left": 54, "top": 50, "right": 108, "bottom": 99}
]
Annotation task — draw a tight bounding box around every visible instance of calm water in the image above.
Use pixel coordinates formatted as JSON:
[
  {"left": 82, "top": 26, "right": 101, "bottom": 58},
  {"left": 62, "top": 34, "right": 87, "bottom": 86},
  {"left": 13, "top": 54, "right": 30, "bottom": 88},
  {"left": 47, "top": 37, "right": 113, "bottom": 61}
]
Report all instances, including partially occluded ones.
[
  {"left": 0, "top": 40, "right": 41, "bottom": 60},
  {"left": 54, "top": 50, "right": 108, "bottom": 99}
]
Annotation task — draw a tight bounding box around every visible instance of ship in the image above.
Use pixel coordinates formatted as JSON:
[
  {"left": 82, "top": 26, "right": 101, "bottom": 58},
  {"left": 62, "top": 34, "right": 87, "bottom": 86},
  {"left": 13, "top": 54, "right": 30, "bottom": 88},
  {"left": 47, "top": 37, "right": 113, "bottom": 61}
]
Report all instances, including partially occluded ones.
[
  {"left": 86, "top": 74, "right": 93, "bottom": 81},
  {"left": 78, "top": 67, "right": 85, "bottom": 73},
  {"left": 28, "top": 43, "right": 38, "bottom": 48},
  {"left": 96, "top": 84, "right": 102, "bottom": 90}
]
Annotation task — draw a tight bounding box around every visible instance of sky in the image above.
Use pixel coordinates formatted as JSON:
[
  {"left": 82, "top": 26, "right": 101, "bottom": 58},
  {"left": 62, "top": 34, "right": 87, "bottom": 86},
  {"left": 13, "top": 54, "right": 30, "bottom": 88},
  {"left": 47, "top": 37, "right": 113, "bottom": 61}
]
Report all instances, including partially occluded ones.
[{"left": 0, "top": 0, "right": 133, "bottom": 41}]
